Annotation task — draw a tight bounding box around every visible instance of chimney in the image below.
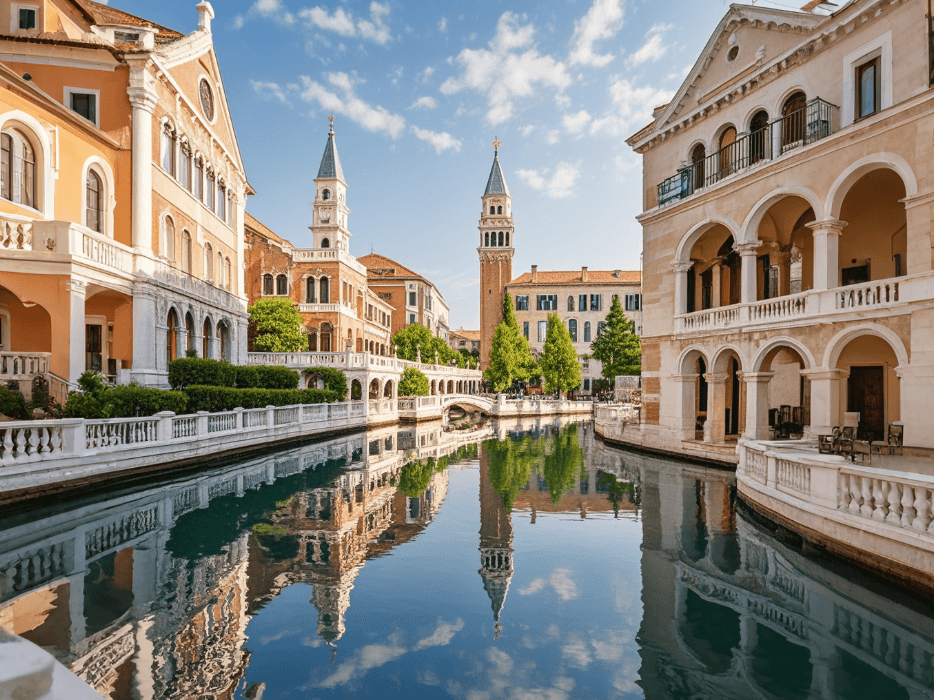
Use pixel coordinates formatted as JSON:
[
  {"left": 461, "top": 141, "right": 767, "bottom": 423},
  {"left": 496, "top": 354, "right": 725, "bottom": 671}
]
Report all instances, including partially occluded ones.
[
  {"left": 197, "top": 2, "right": 215, "bottom": 33},
  {"left": 531, "top": 265, "right": 538, "bottom": 283},
  {"left": 581, "top": 266, "right": 589, "bottom": 282}
]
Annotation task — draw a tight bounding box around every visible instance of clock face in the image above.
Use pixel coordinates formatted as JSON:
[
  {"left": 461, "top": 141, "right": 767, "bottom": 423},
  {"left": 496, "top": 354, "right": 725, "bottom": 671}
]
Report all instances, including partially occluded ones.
[{"left": 199, "top": 79, "right": 215, "bottom": 121}]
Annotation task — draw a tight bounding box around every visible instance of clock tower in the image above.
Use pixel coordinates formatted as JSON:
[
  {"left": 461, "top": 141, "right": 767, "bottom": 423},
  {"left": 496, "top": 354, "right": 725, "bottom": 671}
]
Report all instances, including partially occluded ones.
[
  {"left": 311, "top": 116, "right": 351, "bottom": 250},
  {"left": 478, "top": 137, "right": 514, "bottom": 369}
]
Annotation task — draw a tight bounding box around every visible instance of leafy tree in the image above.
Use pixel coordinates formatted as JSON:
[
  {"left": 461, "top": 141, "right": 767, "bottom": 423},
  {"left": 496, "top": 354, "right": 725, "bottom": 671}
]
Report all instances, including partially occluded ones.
[
  {"left": 398, "top": 459, "right": 434, "bottom": 497},
  {"left": 248, "top": 298, "right": 309, "bottom": 352},
  {"left": 484, "top": 436, "right": 535, "bottom": 511},
  {"left": 399, "top": 367, "right": 430, "bottom": 396},
  {"left": 484, "top": 293, "right": 537, "bottom": 392},
  {"left": 539, "top": 313, "right": 581, "bottom": 395},
  {"left": 539, "top": 425, "right": 586, "bottom": 505},
  {"left": 588, "top": 296, "right": 641, "bottom": 380},
  {"left": 304, "top": 367, "right": 348, "bottom": 399},
  {"left": 392, "top": 323, "right": 434, "bottom": 362}
]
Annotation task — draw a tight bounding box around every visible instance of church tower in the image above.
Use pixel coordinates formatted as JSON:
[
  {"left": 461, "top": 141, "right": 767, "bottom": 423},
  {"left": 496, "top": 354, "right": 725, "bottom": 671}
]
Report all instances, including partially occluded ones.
[
  {"left": 478, "top": 138, "right": 514, "bottom": 369},
  {"left": 478, "top": 445, "right": 514, "bottom": 639},
  {"left": 310, "top": 116, "right": 352, "bottom": 250}
]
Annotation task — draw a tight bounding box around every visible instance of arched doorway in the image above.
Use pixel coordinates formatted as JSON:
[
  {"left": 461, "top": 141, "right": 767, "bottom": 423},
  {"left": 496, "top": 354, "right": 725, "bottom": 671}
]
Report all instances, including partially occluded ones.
[
  {"left": 707, "top": 348, "right": 744, "bottom": 443},
  {"left": 834, "top": 334, "right": 900, "bottom": 441},
  {"left": 685, "top": 225, "right": 738, "bottom": 313},
  {"left": 320, "top": 323, "right": 332, "bottom": 352},
  {"left": 748, "top": 110, "right": 769, "bottom": 164},
  {"left": 747, "top": 343, "right": 811, "bottom": 440},
  {"left": 368, "top": 379, "right": 379, "bottom": 400},
  {"left": 167, "top": 309, "right": 178, "bottom": 365},
  {"left": 350, "top": 379, "right": 362, "bottom": 401},
  {"left": 781, "top": 91, "right": 807, "bottom": 150},
  {"left": 383, "top": 380, "right": 394, "bottom": 399}
]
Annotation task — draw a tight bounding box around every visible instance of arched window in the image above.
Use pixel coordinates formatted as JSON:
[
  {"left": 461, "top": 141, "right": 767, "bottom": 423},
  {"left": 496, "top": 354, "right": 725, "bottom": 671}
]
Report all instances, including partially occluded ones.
[
  {"left": 321, "top": 238, "right": 330, "bottom": 248},
  {"left": 320, "top": 277, "right": 330, "bottom": 303},
  {"left": 86, "top": 170, "right": 103, "bottom": 234},
  {"left": 489, "top": 205, "right": 495, "bottom": 215},
  {"left": 224, "top": 257, "right": 231, "bottom": 291},
  {"left": 484, "top": 232, "right": 489, "bottom": 247},
  {"left": 179, "top": 140, "right": 191, "bottom": 190},
  {"left": 568, "top": 319, "right": 578, "bottom": 342},
  {"left": 690, "top": 143, "right": 706, "bottom": 189},
  {"left": 0, "top": 130, "right": 36, "bottom": 208},
  {"left": 782, "top": 91, "right": 807, "bottom": 148},
  {"left": 0, "top": 133, "right": 10, "bottom": 201},
  {"left": 161, "top": 122, "right": 176, "bottom": 176},
  {"left": 505, "top": 232, "right": 510, "bottom": 246},
  {"left": 217, "top": 251, "right": 223, "bottom": 285},
  {"left": 276, "top": 274, "right": 288, "bottom": 295},
  {"left": 182, "top": 230, "right": 192, "bottom": 273},
  {"left": 163, "top": 216, "right": 175, "bottom": 260},
  {"left": 306, "top": 277, "right": 316, "bottom": 303},
  {"left": 263, "top": 274, "right": 273, "bottom": 295},
  {"left": 308, "top": 329, "right": 318, "bottom": 351},
  {"left": 321, "top": 322, "right": 332, "bottom": 352},
  {"left": 567, "top": 296, "right": 574, "bottom": 311},
  {"left": 193, "top": 155, "right": 203, "bottom": 201},
  {"left": 217, "top": 180, "right": 226, "bottom": 221},
  {"left": 498, "top": 231, "right": 504, "bottom": 246},
  {"left": 749, "top": 110, "right": 769, "bottom": 163},
  {"left": 206, "top": 168, "right": 215, "bottom": 211},
  {"left": 204, "top": 242, "right": 213, "bottom": 280},
  {"left": 497, "top": 206, "right": 502, "bottom": 214},
  {"left": 584, "top": 321, "right": 591, "bottom": 343},
  {"left": 166, "top": 309, "right": 178, "bottom": 364},
  {"left": 717, "top": 125, "right": 737, "bottom": 180},
  {"left": 322, "top": 188, "right": 331, "bottom": 201},
  {"left": 202, "top": 318, "right": 211, "bottom": 358}
]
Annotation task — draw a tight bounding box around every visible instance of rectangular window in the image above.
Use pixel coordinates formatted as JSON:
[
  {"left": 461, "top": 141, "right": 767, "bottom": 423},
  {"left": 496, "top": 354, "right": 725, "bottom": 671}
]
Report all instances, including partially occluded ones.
[
  {"left": 523, "top": 321, "right": 529, "bottom": 339},
  {"left": 584, "top": 378, "right": 590, "bottom": 391},
  {"left": 579, "top": 294, "right": 586, "bottom": 312},
  {"left": 69, "top": 92, "right": 97, "bottom": 125},
  {"left": 537, "top": 320, "right": 547, "bottom": 342},
  {"left": 515, "top": 295, "right": 529, "bottom": 311},
  {"left": 408, "top": 291, "right": 417, "bottom": 306},
  {"left": 856, "top": 56, "right": 881, "bottom": 120},
  {"left": 217, "top": 184, "right": 226, "bottom": 221},
  {"left": 625, "top": 294, "right": 641, "bottom": 311},
  {"left": 409, "top": 313, "right": 415, "bottom": 324},
  {"left": 206, "top": 174, "right": 215, "bottom": 211},
  {"left": 194, "top": 159, "right": 203, "bottom": 200},
  {"left": 597, "top": 321, "right": 606, "bottom": 337},
  {"left": 19, "top": 8, "right": 35, "bottom": 29},
  {"left": 583, "top": 322, "right": 591, "bottom": 343},
  {"left": 536, "top": 294, "right": 557, "bottom": 311},
  {"left": 179, "top": 147, "right": 191, "bottom": 191},
  {"left": 590, "top": 294, "right": 601, "bottom": 311}
]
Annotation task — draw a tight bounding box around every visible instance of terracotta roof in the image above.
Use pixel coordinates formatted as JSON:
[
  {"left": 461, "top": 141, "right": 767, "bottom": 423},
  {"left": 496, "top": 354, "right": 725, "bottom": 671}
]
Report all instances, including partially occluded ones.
[
  {"left": 244, "top": 212, "right": 285, "bottom": 245},
  {"left": 451, "top": 329, "right": 481, "bottom": 341},
  {"left": 72, "top": 0, "right": 184, "bottom": 39},
  {"left": 357, "top": 253, "right": 421, "bottom": 280},
  {"left": 509, "top": 270, "right": 641, "bottom": 285}
]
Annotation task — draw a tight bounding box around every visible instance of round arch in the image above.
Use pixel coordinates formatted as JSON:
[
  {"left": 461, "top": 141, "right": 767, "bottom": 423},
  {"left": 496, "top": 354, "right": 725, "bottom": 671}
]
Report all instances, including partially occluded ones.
[
  {"left": 824, "top": 153, "right": 917, "bottom": 220},
  {"left": 0, "top": 110, "right": 54, "bottom": 218},
  {"left": 383, "top": 380, "right": 394, "bottom": 398},
  {"left": 368, "top": 378, "right": 380, "bottom": 400},
  {"left": 751, "top": 336, "right": 816, "bottom": 372},
  {"left": 677, "top": 345, "right": 710, "bottom": 374},
  {"left": 739, "top": 187, "right": 823, "bottom": 245},
  {"left": 822, "top": 323, "right": 909, "bottom": 370},
  {"left": 675, "top": 217, "right": 740, "bottom": 264},
  {"left": 768, "top": 85, "right": 809, "bottom": 117},
  {"left": 80, "top": 155, "right": 117, "bottom": 239},
  {"left": 711, "top": 344, "right": 747, "bottom": 374}
]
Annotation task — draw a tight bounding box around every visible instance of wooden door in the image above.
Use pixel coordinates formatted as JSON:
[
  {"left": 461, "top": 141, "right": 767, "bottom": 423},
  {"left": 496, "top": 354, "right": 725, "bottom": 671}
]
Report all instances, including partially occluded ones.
[{"left": 848, "top": 366, "right": 885, "bottom": 441}]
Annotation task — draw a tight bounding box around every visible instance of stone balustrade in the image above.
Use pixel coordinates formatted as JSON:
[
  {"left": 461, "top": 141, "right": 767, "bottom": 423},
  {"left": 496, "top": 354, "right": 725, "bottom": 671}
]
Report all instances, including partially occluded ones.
[{"left": 0, "top": 351, "right": 49, "bottom": 380}]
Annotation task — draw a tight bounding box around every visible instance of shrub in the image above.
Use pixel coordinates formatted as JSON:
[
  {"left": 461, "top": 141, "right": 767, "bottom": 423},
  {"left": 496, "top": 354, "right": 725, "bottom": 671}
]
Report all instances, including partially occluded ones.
[
  {"left": 304, "top": 367, "right": 348, "bottom": 399},
  {"left": 242, "top": 366, "right": 299, "bottom": 391},
  {"left": 399, "top": 367, "right": 429, "bottom": 396},
  {"left": 168, "top": 358, "right": 236, "bottom": 389},
  {"left": 0, "top": 385, "right": 29, "bottom": 420},
  {"left": 65, "top": 384, "right": 187, "bottom": 419},
  {"left": 183, "top": 386, "right": 338, "bottom": 412}
]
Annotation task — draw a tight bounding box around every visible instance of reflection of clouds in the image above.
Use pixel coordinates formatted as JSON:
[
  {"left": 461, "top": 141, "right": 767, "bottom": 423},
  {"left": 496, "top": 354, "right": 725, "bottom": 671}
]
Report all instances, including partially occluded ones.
[
  {"left": 259, "top": 629, "right": 297, "bottom": 645},
  {"left": 519, "top": 578, "right": 547, "bottom": 595},
  {"left": 518, "top": 570, "right": 579, "bottom": 601},
  {"left": 318, "top": 643, "right": 407, "bottom": 688},
  {"left": 415, "top": 618, "right": 464, "bottom": 650},
  {"left": 302, "top": 636, "right": 323, "bottom": 648},
  {"left": 486, "top": 647, "right": 514, "bottom": 675},
  {"left": 418, "top": 669, "right": 441, "bottom": 686},
  {"left": 546, "top": 623, "right": 560, "bottom": 638},
  {"left": 561, "top": 635, "right": 592, "bottom": 669}
]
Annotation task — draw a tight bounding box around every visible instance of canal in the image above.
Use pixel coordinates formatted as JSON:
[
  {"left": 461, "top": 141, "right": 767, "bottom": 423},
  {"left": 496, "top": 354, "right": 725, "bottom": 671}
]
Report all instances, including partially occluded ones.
[{"left": 1, "top": 418, "right": 932, "bottom": 699}]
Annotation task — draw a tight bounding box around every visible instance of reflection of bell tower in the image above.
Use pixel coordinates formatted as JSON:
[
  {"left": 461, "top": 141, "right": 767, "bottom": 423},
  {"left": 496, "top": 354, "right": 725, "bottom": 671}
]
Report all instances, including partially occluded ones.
[
  {"left": 311, "top": 116, "right": 351, "bottom": 251},
  {"left": 478, "top": 446, "right": 514, "bottom": 638},
  {"left": 310, "top": 559, "right": 357, "bottom": 644},
  {"left": 478, "top": 137, "right": 514, "bottom": 369}
]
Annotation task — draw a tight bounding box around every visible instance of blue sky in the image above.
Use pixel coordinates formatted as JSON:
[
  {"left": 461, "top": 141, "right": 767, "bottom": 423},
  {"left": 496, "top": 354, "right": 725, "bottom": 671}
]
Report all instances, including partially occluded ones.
[{"left": 116, "top": 0, "right": 750, "bottom": 328}]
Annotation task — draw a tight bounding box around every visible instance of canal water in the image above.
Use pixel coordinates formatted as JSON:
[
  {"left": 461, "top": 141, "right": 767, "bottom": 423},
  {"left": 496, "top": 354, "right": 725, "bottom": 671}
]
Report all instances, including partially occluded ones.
[{"left": 1, "top": 419, "right": 933, "bottom": 700}]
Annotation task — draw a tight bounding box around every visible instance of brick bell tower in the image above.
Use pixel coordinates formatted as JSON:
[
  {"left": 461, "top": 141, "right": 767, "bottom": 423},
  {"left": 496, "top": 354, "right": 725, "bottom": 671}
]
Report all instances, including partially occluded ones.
[{"left": 478, "top": 137, "right": 514, "bottom": 370}]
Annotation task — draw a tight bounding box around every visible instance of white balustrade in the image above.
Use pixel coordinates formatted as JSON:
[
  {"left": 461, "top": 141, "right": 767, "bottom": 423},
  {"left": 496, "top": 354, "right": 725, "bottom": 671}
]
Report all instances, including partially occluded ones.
[
  {"left": 85, "top": 418, "right": 158, "bottom": 450},
  {"left": 746, "top": 447, "right": 768, "bottom": 485},
  {"left": 79, "top": 229, "right": 133, "bottom": 273},
  {"left": 0, "top": 352, "right": 50, "bottom": 380},
  {"left": 748, "top": 293, "right": 808, "bottom": 323},
  {"left": 0, "top": 423, "right": 64, "bottom": 463},
  {"left": 839, "top": 471, "right": 934, "bottom": 534},
  {"left": 0, "top": 217, "right": 33, "bottom": 250},
  {"left": 208, "top": 412, "right": 238, "bottom": 433},
  {"left": 836, "top": 281, "right": 899, "bottom": 310},
  {"left": 776, "top": 458, "right": 810, "bottom": 494}
]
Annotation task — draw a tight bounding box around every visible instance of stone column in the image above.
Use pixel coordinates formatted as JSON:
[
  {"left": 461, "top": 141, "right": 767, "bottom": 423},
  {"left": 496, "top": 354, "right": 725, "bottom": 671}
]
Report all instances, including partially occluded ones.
[
  {"left": 773, "top": 251, "right": 791, "bottom": 296},
  {"left": 803, "top": 368, "right": 847, "bottom": 436},
  {"left": 808, "top": 220, "right": 847, "bottom": 291},
  {"left": 711, "top": 263, "right": 722, "bottom": 308},
  {"left": 176, "top": 325, "right": 189, "bottom": 359},
  {"left": 743, "top": 372, "right": 774, "bottom": 440},
  {"left": 672, "top": 261, "right": 693, "bottom": 316},
  {"left": 132, "top": 290, "right": 159, "bottom": 384},
  {"left": 735, "top": 241, "right": 762, "bottom": 304},
  {"left": 703, "top": 373, "right": 728, "bottom": 443},
  {"left": 126, "top": 58, "right": 158, "bottom": 257},
  {"left": 672, "top": 374, "right": 699, "bottom": 441},
  {"left": 65, "top": 280, "right": 87, "bottom": 384}
]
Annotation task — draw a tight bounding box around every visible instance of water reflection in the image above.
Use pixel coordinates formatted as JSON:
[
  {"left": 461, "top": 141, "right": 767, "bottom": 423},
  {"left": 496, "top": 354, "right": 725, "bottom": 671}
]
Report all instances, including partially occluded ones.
[{"left": 0, "top": 419, "right": 931, "bottom": 699}]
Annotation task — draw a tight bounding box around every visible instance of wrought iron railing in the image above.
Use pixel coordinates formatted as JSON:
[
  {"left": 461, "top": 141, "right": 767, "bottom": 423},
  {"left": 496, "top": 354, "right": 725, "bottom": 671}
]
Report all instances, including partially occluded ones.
[{"left": 657, "top": 98, "right": 837, "bottom": 206}]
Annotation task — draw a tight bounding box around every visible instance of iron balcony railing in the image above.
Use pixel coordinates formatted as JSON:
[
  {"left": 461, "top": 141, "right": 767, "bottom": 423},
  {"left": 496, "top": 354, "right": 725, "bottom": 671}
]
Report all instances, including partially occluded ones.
[{"left": 657, "top": 97, "right": 838, "bottom": 207}]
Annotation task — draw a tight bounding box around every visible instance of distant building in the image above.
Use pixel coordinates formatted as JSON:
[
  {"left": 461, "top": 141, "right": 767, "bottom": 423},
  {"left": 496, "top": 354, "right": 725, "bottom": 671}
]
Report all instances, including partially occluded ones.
[
  {"left": 244, "top": 123, "right": 394, "bottom": 356},
  {"left": 450, "top": 329, "right": 480, "bottom": 355},
  {"left": 505, "top": 267, "right": 642, "bottom": 395},
  {"left": 357, "top": 252, "right": 451, "bottom": 343}
]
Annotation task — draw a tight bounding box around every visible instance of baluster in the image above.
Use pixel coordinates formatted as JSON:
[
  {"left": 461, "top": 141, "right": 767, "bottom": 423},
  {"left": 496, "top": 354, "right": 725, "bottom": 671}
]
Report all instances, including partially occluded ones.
[
  {"left": 885, "top": 481, "right": 902, "bottom": 525},
  {"left": 912, "top": 487, "right": 931, "bottom": 532},
  {"left": 38, "top": 427, "right": 49, "bottom": 456},
  {"left": 1, "top": 428, "right": 12, "bottom": 463},
  {"left": 860, "top": 477, "right": 874, "bottom": 518},
  {"left": 13, "top": 428, "right": 26, "bottom": 462},
  {"left": 871, "top": 479, "right": 886, "bottom": 520},
  {"left": 901, "top": 485, "right": 916, "bottom": 528}
]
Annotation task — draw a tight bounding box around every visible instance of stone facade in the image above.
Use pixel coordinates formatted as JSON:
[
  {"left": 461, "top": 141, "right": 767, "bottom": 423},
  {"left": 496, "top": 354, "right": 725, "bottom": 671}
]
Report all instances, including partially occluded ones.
[{"left": 627, "top": 0, "right": 934, "bottom": 452}]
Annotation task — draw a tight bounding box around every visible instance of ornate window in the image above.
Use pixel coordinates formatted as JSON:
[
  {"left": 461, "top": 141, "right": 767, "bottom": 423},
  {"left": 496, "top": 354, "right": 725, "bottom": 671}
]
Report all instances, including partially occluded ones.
[
  {"left": 484, "top": 232, "right": 489, "bottom": 247},
  {"left": 489, "top": 205, "right": 494, "bottom": 215},
  {"left": 498, "top": 231, "right": 504, "bottom": 246},
  {"left": 497, "top": 206, "right": 502, "bottom": 214},
  {"left": 263, "top": 274, "right": 273, "bottom": 295},
  {"left": 179, "top": 140, "right": 191, "bottom": 190},
  {"left": 505, "top": 232, "right": 509, "bottom": 246},
  {"left": 181, "top": 230, "right": 192, "bottom": 273},
  {"left": 276, "top": 274, "right": 288, "bottom": 295},
  {"left": 320, "top": 277, "right": 330, "bottom": 303},
  {"left": 161, "top": 122, "right": 176, "bottom": 176},
  {"left": 322, "top": 188, "right": 330, "bottom": 201},
  {"left": 199, "top": 79, "right": 215, "bottom": 121},
  {"left": 86, "top": 170, "right": 102, "bottom": 234},
  {"left": 306, "top": 277, "right": 316, "bottom": 303},
  {"left": 321, "top": 238, "right": 330, "bottom": 248},
  {"left": 217, "top": 180, "right": 226, "bottom": 221},
  {"left": 193, "top": 156, "right": 203, "bottom": 200},
  {"left": 206, "top": 168, "right": 215, "bottom": 211}
]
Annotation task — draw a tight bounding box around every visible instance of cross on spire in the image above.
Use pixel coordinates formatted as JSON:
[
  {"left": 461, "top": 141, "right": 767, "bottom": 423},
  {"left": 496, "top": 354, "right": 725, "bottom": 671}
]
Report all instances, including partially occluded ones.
[
  {"left": 492, "top": 135, "right": 501, "bottom": 153},
  {"left": 328, "top": 114, "right": 335, "bottom": 134}
]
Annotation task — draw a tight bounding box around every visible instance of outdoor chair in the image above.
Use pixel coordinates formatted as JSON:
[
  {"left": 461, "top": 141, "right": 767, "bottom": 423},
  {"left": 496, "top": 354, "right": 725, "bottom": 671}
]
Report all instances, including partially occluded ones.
[
  {"left": 851, "top": 439, "right": 872, "bottom": 465},
  {"left": 838, "top": 427, "right": 856, "bottom": 457},
  {"left": 818, "top": 427, "right": 839, "bottom": 455},
  {"left": 873, "top": 423, "right": 904, "bottom": 456}
]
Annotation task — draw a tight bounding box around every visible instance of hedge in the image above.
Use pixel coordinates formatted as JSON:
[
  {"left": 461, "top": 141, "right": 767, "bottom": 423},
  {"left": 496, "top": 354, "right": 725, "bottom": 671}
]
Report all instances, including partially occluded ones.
[
  {"left": 183, "top": 385, "right": 339, "bottom": 413},
  {"left": 304, "top": 367, "right": 348, "bottom": 399},
  {"left": 64, "top": 385, "right": 188, "bottom": 419},
  {"left": 168, "top": 358, "right": 299, "bottom": 391},
  {"left": 0, "top": 386, "right": 29, "bottom": 420}
]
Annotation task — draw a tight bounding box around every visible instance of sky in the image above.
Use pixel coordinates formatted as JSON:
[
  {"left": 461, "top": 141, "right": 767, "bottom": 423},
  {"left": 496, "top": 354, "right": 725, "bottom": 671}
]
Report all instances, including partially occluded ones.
[{"left": 112, "top": 0, "right": 768, "bottom": 329}]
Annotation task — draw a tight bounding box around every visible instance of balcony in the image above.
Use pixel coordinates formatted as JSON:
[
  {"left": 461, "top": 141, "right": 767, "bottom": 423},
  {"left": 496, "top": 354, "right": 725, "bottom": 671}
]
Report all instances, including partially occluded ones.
[
  {"left": 292, "top": 247, "right": 367, "bottom": 275},
  {"left": 657, "top": 98, "right": 838, "bottom": 207}
]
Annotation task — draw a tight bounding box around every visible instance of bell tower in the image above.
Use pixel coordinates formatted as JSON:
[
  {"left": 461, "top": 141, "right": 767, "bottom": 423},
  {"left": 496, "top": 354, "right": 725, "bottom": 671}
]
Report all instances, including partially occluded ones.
[
  {"left": 478, "top": 137, "right": 514, "bottom": 369},
  {"left": 310, "top": 116, "right": 351, "bottom": 251}
]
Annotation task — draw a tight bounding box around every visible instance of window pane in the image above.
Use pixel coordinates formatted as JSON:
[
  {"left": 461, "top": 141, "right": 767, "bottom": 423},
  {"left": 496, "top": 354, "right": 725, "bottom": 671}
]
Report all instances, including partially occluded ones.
[
  {"left": 584, "top": 322, "right": 591, "bottom": 342},
  {"left": 19, "top": 9, "right": 35, "bottom": 29},
  {"left": 579, "top": 294, "right": 586, "bottom": 312},
  {"left": 860, "top": 63, "right": 876, "bottom": 118},
  {"left": 523, "top": 321, "right": 528, "bottom": 339},
  {"left": 568, "top": 319, "right": 577, "bottom": 342},
  {"left": 537, "top": 321, "right": 547, "bottom": 343}
]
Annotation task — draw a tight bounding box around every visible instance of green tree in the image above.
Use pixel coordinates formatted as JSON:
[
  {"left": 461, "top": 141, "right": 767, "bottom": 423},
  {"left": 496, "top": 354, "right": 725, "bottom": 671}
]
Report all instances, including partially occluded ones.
[
  {"left": 539, "top": 313, "right": 581, "bottom": 395},
  {"left": 399, "top": 367, "right": 430, "bottom": 396},
  {"left": 484, "top": 293, "right": 537, "bottom": 392},
  {"left": 484, "top": 436, "right": 535, "bottom": 511},
  {"left": 539, "top": 425, "right": 586, "bottom": 505},
  {"left": 248, "top": 298, "right": 309, "bottom": 352},
  {"left": 588, "top": 296, "right": 641, "bottom": 380},
  {"left": 392, "top": 323, "right": 435, "bottom": 362}
]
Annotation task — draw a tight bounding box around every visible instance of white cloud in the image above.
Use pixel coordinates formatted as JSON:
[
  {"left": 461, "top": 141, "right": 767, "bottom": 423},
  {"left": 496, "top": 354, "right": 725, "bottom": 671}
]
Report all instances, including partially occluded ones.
[
  {"left": 549, "top": 568, "right": 580, "bottom": 600},
  {"left": 519, "top": 578, "right": 546, "bottom": 595},
  {"left": 626, "top": 23, "right": 673, "bottom": 66},
  {"left": 294, "top": 73, "right": 406, "bottom": 138},
  {"left": 233, "top": 0, "right": 296, "bottom": 29},
  {"left": 410, "top": 126, "right": 462, "bottom": 153},
  {"left": 589, "top": 78, "right": 674, "bottom": 136},
  {"left": 439, "top": 17, "right": 447, "bottom": 32},
  {"left": 517, "top": 124, "right": 536, "bottom": 137},
  {"left": 569, "top": 0, "right": 625, "bottom": 68},
  {"left": 486, "top": 647, "right": 514, "bottom": 676},
  {"left": 561, "top": 636, "right": 593, "bottom": 669},
  {"left": 547, "top": 130, "right": 560, "bottom": 145},
  {"left": 440, "top": 12, "right": 570, "bottom": 125},
  {"left": 285, "top": 2, "right": 392, "bottom": 44},
  {"left": 414, "top": 618, "right": 464, "bottom": 650},
  {"left": 518, "top": 163, "right": 579, "bottom": 198},
  {"left": 420, "top": 66, "right": 436, "bottom": 84},
  {"left": 411, "top": 96, "right": 437, "bottom": 110},
  {"left": 251, "top": 80, "right": 292, "bottom": 106},
  {"left": 562, "top": 110, "right": 591, "bottom": 134},
  {"left": 319, "top": 643, "right": 407, "bottom": 688}
]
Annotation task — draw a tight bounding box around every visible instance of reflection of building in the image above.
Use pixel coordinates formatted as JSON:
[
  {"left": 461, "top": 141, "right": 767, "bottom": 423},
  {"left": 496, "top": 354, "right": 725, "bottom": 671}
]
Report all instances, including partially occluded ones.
[
  {"left": 244, "top": 123, "right": 394, "bottom": 356},
  {"left": 478, "top": 445, "right": 514, "bottom": 638}
]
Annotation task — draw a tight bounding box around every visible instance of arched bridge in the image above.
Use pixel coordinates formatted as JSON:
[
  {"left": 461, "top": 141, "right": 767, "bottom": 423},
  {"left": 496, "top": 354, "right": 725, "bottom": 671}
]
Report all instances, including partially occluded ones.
[{"left": 441, "top": 394, "right": 494, "bottom": 415}]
